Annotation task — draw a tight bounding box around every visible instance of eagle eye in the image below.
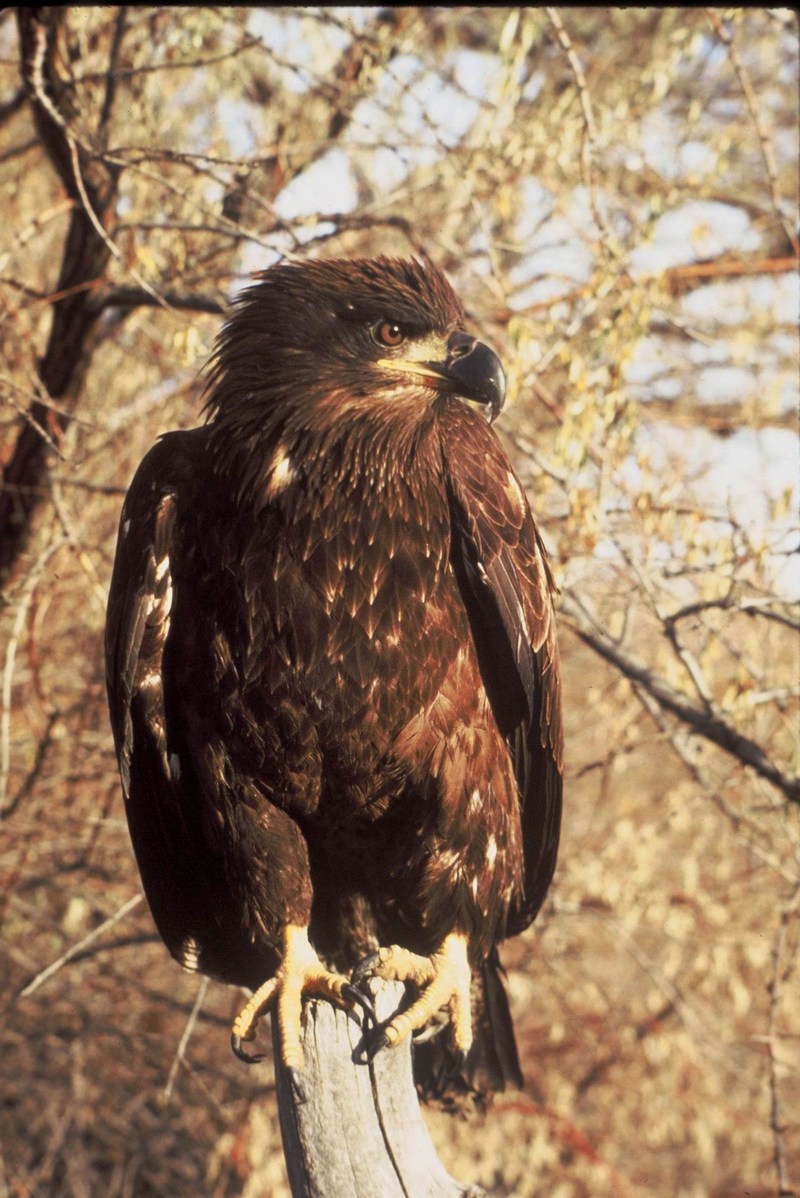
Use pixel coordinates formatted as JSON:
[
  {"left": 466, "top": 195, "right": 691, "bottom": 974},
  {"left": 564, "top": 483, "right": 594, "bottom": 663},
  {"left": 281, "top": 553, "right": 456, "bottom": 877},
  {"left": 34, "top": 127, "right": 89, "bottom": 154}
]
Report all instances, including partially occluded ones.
[{"left": 373, "top": 320, "right": 406, "bottom": 348}]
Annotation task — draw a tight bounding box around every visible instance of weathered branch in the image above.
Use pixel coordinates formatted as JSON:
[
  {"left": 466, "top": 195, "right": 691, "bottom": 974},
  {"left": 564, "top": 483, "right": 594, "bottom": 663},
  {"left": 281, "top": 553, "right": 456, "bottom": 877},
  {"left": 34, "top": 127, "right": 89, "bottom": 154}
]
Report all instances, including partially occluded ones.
[
  {"left": 559, "top": 592, "right": 800, "bottom": 805},
  {"left": 96, "top": 285, "right": 226, "bottom": 315},
  {"left": 274, "top": 981, "right": 488, "bottom": 1198}
]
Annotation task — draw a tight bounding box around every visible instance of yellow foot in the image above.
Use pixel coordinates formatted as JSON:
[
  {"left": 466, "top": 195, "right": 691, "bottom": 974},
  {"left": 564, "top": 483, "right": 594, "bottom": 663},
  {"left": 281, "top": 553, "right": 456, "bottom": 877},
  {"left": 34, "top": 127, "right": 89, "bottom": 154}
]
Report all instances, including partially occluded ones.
[
  {"left": 352, "top": 932, "right": 473, "bottom": 1059},
  {"left": 231, "top": 924, "right": 374, "bottom": 1084}
]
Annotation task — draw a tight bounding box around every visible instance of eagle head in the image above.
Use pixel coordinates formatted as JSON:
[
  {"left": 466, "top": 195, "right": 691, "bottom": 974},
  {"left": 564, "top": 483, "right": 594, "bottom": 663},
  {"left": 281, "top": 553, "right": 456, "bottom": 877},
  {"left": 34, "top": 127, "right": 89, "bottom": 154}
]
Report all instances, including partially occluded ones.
[{"left": 205, "top": 257, "right": 506, "bottom": 440}]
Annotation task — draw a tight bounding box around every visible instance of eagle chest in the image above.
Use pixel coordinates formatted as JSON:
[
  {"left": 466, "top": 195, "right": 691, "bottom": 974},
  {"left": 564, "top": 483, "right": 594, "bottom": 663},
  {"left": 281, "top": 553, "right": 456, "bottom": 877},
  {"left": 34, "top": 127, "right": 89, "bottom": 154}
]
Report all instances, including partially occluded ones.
[
  {"left": 182, "top": 472, "right": 469, "bottom": 814},
  {"left": 259, "top": 486, "right": 457, "bottom": 710}
]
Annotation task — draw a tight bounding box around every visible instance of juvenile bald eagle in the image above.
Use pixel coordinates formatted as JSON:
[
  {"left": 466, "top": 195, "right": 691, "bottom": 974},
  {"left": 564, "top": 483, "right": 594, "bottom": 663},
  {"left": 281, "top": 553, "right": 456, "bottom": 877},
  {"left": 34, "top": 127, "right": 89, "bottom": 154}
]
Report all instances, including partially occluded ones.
[{"left": 105, "top": 256, "right": 562, "bottom": 1099}]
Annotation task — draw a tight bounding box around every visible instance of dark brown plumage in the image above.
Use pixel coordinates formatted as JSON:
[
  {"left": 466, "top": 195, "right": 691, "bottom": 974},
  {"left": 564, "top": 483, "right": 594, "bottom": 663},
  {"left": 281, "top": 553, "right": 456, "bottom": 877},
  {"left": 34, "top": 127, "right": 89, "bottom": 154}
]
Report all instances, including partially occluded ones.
[{"left": 105, "top": 256, "right": 563, "bottom": 1100}]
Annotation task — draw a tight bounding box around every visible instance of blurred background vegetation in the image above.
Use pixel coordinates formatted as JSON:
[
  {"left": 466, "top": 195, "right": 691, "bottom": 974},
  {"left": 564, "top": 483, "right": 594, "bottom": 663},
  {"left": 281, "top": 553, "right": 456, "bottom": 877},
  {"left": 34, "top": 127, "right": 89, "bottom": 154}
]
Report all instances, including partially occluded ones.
[{"left": 1, "top": 7, "right": 797, "bottom": 1197}]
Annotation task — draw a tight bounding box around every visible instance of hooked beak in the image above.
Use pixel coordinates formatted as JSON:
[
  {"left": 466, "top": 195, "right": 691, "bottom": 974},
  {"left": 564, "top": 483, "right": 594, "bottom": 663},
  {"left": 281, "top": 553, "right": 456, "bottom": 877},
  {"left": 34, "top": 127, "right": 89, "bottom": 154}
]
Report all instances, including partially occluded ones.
[{"left": 377, "top": 330, "right": 506, "bottom": 422}]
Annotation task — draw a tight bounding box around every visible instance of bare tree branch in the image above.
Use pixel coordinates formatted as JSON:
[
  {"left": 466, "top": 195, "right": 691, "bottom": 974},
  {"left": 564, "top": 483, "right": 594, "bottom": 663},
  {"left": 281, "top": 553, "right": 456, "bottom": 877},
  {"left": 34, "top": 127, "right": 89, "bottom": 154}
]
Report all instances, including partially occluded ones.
[
  {"left": 559, "top": 592, "right": 800, "bottom": 805},
  {"left": 706, "top": 9, "right": 799, "bottom": 255},
  {"left": 96, "top": 286, "right": 226, "bottom": 315},
  {"left": 16, "top": 894, "right": 144, "bottom": 1000}
]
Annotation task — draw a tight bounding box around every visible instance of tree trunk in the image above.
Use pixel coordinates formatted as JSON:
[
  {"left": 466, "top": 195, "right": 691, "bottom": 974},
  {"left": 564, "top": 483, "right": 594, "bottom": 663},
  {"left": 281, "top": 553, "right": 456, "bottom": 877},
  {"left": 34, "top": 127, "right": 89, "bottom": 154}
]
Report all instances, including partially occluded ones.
[
  {"left": 0, "top": 9, "right": 120, "bottom": 586},
  {"left": 273, "top": 981, "right": 487, "bottom": 1198}
]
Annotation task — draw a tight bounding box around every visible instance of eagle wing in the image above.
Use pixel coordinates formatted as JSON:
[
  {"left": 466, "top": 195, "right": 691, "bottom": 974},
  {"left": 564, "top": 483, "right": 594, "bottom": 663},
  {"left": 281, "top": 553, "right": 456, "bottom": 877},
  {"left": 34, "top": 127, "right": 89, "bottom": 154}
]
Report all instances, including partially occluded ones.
[
  {"left": 105, "top": 443, "right": 176, "bottom": 811},
  {"left": 104, "top": 432, "right": 252, "bottom": 980},
  {"left": 440, "top": 406, "right": 563, "bottom": 937},
  {"left": 104, "top": 437, "right": 199, "bottom": 960}
]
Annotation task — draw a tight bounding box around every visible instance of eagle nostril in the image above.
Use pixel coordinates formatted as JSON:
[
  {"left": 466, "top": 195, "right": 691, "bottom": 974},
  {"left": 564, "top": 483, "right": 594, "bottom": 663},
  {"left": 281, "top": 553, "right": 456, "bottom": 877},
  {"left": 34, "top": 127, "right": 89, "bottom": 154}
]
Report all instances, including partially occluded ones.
[{"left": 447, "top": 331, "right": 476, "bottom": 359}]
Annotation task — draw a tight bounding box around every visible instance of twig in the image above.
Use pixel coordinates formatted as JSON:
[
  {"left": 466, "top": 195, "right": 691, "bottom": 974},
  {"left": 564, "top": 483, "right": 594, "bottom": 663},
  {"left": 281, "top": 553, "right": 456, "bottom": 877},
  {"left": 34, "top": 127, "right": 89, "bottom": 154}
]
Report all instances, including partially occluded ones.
[
  {"left": 97, "top": 286, "right": 226, "bottom": 315},
  {"left": 706, "top": 10, "right": 799, "bottom": 255},
  {"left": 29, "top": 16, "right": 169, "bottom": 312},
  {"left": 0, "top": 708, "right": 59, "bottom": 821},
  {"left": 617, "top": 542, "right": 716, "bottom": 710},
  {"left": 556, "top": 899, "right": 745, "bottom": 1076},
  {"left": 666, "top": 595, "right": 800, "bottom": 636},
  {"left": 50, "top": 477, "right": 109, "bottom": 613},
  {"left": 18, "top": 893, "right": 144, "bottom": 999},
  {"left": 559, "top": 590, "right": 800, "bottom": 804},
  {"left": 632, "top": 685, "right": 799, "bottom": 885},
  {"left": 96, "top": 6, "right": 128, "bottom": 145},
  {"left": 162, "top": 976, "right": 209, "bottom": 1103},
  {"left": 545, "top": 8, "right": 614, "bottom": 251},
  {"left": 0, "top": 198, "right": 74, "bottom": 274},
  {"left": 0, "top": 538, "right": 67, "bottom": 813}
]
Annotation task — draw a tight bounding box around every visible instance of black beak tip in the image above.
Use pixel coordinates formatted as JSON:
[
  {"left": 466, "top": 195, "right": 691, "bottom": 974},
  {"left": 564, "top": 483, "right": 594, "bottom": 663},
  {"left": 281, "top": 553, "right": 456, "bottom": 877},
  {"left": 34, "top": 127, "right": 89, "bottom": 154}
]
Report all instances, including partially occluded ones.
[{"left": 445, "top": 335, "right": 506, "bottom": 419}]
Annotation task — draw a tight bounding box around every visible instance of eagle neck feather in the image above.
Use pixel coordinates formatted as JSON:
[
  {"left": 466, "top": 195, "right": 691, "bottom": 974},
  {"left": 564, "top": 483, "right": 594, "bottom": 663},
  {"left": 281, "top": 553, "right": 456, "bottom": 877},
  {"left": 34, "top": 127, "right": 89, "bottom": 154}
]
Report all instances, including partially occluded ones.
[{"left": 209, "top": 395, "right": 445, "bottom": 515}]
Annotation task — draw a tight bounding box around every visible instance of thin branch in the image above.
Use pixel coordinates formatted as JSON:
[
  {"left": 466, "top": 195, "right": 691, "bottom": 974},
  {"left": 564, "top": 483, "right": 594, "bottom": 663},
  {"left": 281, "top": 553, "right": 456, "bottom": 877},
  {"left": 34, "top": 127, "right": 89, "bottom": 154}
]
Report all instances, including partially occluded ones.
[
  {"left": 65, "top": 136, "right": 168, "bottom": 310},
  {"left": 706, "top": 9, "right": 799, "bottom": 255},
  {"left": 0, "top": 538, "right": 67, "bottom": 813},
  {"left": 96, "top": 6, "right": 128, "bottom": 145},
  {"left": 3, "top": 394, "right": 66, "bottom": 460},
  {"left": 51, "top": 476, "right": 128, "bottom": 496},
  {"left": 632, "top": 685, "right": 798, "bottom": 885},
  {"left": 665, "top": 596, "right": 800, "bottom": 636},
  {"left": 559, "top": 591, "right": 800, "bottom": 805},
  {"left": 50, "top": 479, "right": 108, "bottom": 612},
  {"left": 17, "top": 893, "right": 144, "bottom": 999},
  {"left": 161, "top": 976, "right": 209, "bottom": 1103},
  {"left": 96, "top": 286, "right": 226, "bottom": 315},
  {"left": 0, "top": 709, "right": 59, "bottom": 822},
  {"left": 28, "top": 13, "right": 168, "bottom": 312},
  {"left": 617, "top": 542, "right": 716, "bottom": 711},
  {"left": 0, "top": 199, "right": 74, "bottom": 275},
  {"left": 545, "top": 8, "right": 615, "bottom": 251}
]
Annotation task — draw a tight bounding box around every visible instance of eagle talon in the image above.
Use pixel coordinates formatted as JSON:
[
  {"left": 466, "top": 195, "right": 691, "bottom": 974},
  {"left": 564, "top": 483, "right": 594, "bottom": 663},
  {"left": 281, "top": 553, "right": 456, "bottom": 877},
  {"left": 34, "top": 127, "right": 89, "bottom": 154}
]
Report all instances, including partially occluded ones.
[
  {"left": 363, "top": 1029, "right": 391, "bottom": 1064},
  {"left": 288, "top": 1067, "right": 307, "bottom": 1103},
  {"left": 340, "top": 982, "right": 377, "bottom": 1027},
  {"left": 452, "top": 1047, "right": 468, "bottom": 1074},
  {"left": 351, "top": 950, "right": 382, "bottom": 989},
  {"left": 351, "top": 934, "right": 474, "bottom": 1057},
  {"left": 231, "top": 1031, "right": 265, "bottom": 1064}
]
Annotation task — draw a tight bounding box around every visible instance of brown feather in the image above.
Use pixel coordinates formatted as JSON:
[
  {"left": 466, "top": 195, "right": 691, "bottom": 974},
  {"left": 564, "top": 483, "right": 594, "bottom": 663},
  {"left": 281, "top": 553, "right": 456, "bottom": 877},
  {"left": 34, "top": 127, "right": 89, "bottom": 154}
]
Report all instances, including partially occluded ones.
[{"left": 105, "top": 256, "right": 563, "bottom": 1098}]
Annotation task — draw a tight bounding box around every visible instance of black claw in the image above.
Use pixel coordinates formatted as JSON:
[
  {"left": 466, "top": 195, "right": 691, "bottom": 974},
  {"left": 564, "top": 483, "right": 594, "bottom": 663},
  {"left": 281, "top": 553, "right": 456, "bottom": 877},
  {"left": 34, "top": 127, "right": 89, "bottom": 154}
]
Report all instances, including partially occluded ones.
[
  {"left": 341, "top": 982, "right": 377, "bottom": 1027},
  {"left": 351, "top": 950, "right": 381, "bottom": 988},
  {"left": 364, "top": 1030, "right": 391, "bottom": 1063},
  {"left": 351, "top": 1026, "right": 389, "bottom": 1067},
  {"left": 231, "top": 1031, "right": 265, "bottom": 1064},
  {"left": 288, "top": 1067, "right": 307, "bottom": 1104},
  {"left": 452, "top": 1048, "right": 468, "bottom": 1075}
]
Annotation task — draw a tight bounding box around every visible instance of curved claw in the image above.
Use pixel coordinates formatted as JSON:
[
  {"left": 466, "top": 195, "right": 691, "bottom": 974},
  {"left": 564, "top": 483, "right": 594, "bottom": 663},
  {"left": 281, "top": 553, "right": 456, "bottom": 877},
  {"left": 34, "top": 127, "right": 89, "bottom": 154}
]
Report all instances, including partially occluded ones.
[
  {"left": 288, "top": 1067, "right": 307, "bottom": 1104},
  {"left": 364, "top": 1030, "right": 391, "bottom": 1063},
  {"left": 352, "top": 1028, "right": 390, "bottom": 1067},
  {"left": 351, "top": 950, "right": 382, "bottom": 989},
  {"left": 341, "top": 982, "right": 377, "bottom": 1028},
  {"left": 451, "top": 1047, "right": 468, "bottom": 1075},
  {"left": 231, "top": 1031, "right": 266, "bottom": 1064}
]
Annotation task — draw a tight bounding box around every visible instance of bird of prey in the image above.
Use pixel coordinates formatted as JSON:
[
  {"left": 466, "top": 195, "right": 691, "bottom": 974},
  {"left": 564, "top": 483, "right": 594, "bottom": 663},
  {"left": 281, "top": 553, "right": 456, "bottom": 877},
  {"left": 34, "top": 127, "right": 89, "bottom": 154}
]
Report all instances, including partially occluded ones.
[{"left": 105, "top": 256, "right": 562, "bottom": 1100}]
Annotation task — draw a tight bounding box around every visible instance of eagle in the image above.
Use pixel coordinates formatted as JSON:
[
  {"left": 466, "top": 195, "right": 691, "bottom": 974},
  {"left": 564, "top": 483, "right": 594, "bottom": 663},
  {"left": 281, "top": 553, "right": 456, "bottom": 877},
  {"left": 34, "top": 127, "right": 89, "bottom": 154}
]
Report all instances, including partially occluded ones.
[{"left": 105, "top": 255, "right": 562, "bottom": 1100}]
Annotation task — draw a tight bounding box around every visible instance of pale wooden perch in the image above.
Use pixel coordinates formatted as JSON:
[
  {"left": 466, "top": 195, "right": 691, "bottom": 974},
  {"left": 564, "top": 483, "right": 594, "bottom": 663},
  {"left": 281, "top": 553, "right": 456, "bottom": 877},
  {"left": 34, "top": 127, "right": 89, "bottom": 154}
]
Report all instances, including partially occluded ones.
[{"left": 273, "top": 980, "right": 488, "bottom": 1198}]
